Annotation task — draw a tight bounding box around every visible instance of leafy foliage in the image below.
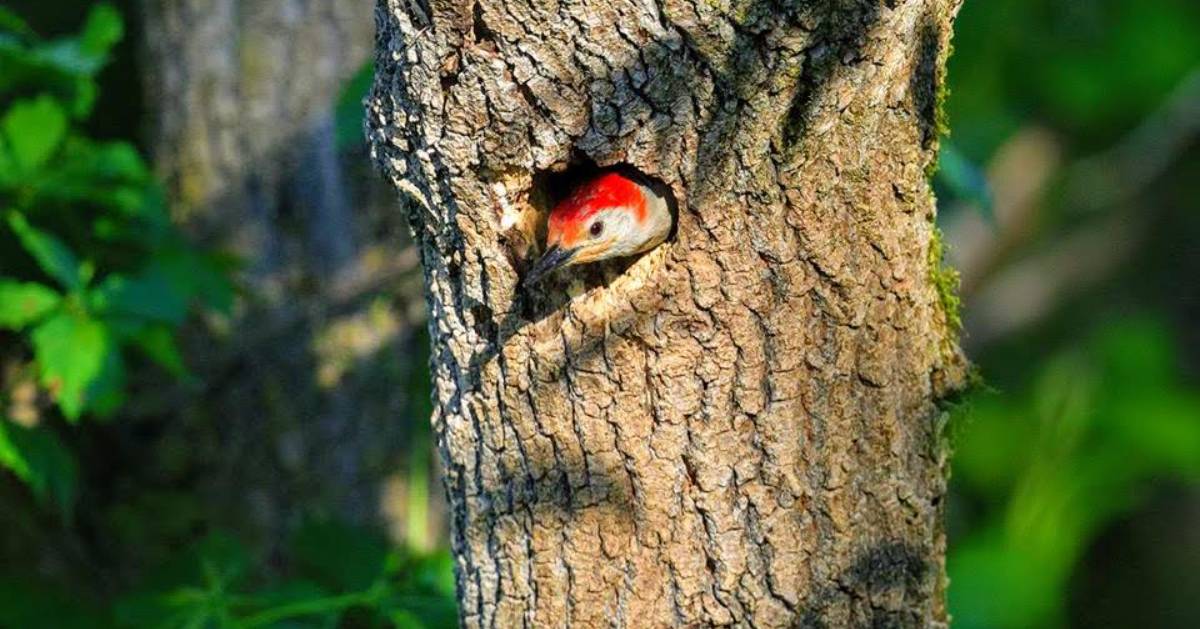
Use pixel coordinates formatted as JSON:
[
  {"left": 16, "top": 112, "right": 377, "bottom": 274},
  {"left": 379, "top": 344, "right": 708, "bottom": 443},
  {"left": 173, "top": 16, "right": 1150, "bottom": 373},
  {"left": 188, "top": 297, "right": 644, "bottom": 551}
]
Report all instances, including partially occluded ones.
[
  {"left": 111, "top": 523, "right": 456, "bottom": 629},
  {"left": 0, "top": 9, "right": 458, "bottom": 629},
  {"left": 941, "top": 0, "right": 1200, "bottom": 625},
  {"left": 0, "top": 522, "right": 457, "bottom": 629},
  {"left": 0, "top": 279, "right": 60, "bottom": 328},
  {"left": 0, "top": 4, "right": 231, "bottom": 506},
  {"left": 947, "top": 317, "right": 1200, "bottom": 628},
  {"left": 946, "top": 0, "right": 1200, "bottom": 159},
  {"left": 0, "top": 418, "right": 77, "bottom": 511}
]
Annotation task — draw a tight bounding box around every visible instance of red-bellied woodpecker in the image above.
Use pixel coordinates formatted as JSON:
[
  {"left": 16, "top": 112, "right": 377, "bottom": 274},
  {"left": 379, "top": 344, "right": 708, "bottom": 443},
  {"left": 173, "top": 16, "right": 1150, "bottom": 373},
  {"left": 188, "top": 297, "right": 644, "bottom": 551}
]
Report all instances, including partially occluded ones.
[{"left": 524, "top": 172, "right": 671, "bottom": 286}]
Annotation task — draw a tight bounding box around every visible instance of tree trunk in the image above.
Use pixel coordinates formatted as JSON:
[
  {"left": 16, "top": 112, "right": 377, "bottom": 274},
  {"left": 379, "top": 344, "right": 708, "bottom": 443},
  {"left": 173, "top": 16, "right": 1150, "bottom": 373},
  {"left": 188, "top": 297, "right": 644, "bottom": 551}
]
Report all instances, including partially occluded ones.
[
  {"left": 137, "top": 0, "right": 440, "bottom": 547},
  {"left": 368, "top": 0, "right": 968, "bottom": 625}
]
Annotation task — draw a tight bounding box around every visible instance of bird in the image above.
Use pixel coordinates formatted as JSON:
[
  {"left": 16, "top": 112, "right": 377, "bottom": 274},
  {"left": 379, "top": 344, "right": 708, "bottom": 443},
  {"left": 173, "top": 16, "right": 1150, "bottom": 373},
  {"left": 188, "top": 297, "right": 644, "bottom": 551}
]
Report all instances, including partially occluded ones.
[{"left": 523, "top": 171, "right": 672, "bottom": 286}]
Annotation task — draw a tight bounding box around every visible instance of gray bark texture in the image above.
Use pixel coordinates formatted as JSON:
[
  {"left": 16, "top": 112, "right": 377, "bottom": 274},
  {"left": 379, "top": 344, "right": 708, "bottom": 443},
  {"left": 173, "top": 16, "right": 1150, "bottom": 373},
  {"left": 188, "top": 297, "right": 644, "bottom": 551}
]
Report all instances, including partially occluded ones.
[
  {"left": 368, "top": 0, "right": 969, "bottom": 626},
  {"left": 138, "top": 0, "right": 439, "bottom": 545}
]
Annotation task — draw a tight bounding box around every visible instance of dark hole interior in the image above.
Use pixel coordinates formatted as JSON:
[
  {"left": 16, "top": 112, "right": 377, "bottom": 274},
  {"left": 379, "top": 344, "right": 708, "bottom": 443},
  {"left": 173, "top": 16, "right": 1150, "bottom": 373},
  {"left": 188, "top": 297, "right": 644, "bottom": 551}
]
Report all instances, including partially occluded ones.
[{"left": 530, "top": 157, "right": 604, "bottom": 215}]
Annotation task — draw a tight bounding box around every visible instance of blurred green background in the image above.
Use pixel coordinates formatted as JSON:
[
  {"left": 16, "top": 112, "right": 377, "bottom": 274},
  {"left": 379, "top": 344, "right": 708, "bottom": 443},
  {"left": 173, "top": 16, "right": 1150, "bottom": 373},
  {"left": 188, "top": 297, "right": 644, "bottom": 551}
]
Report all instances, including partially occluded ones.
[{"left": 0, "top": 1, "right": 1197, "bottom": 627}]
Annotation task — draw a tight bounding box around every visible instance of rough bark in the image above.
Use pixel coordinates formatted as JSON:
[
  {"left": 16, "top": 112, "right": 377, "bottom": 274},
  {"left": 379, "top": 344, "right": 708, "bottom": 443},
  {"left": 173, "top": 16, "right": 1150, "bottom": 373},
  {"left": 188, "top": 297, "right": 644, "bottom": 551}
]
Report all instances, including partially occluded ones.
[
  {"left": 368, "top": 0, "right": 968, "bottom": 625},
  {"left": 137, "top": 0, "right": 439, "bottom": 545}
]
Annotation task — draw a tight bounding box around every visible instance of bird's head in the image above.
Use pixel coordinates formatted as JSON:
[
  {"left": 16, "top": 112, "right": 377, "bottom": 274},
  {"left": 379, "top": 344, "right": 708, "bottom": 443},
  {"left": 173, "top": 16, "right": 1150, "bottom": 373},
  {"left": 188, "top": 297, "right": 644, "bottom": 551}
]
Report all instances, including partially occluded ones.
[{"left": 524, "top": 172, "right": 671, "bottom": 286}]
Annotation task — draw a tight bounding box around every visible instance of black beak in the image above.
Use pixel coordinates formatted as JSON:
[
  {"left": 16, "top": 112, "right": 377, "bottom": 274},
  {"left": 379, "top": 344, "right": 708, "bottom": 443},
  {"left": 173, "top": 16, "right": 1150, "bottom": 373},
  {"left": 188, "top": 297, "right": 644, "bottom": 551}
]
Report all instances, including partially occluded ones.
[{"left": 524, "top": 245, "right": 575, "bottom": 287}]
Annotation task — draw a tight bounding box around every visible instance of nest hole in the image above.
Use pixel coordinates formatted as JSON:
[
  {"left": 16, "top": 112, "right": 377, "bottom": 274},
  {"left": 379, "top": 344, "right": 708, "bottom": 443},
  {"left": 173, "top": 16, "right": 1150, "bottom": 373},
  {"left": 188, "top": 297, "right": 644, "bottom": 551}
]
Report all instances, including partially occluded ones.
[
  {"left": 529, "top": 157, "right": 678, "bottom": 237},
  {"left": 517, "top": 157, "right": 675, "bottom": 309}
]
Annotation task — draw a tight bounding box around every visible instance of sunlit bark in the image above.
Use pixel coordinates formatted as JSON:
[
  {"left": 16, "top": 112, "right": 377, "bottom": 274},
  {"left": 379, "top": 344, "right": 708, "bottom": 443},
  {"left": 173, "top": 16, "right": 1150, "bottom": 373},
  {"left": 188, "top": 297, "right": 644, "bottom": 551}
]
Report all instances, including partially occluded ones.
[{"left": 369, "top": 0, "right": 968, "bottom": 625}]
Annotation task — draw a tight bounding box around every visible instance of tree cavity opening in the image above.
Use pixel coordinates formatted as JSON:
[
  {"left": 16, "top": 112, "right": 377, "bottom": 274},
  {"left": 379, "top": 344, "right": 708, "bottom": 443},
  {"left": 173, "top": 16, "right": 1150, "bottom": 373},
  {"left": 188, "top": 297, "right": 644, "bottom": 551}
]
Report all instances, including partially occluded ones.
[{"left": 529, "top": 157, "right": 678, "bottom": 241}]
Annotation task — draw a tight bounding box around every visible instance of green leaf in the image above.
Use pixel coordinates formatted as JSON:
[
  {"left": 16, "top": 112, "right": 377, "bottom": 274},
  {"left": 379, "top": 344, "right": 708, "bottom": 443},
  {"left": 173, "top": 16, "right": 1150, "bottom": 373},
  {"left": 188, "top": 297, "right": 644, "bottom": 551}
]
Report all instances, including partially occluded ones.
[
  {"left": 91, "top": 140, "right": 149, "bottom": 182},
  {"left": 67, "top": 79, "right": 98, "bottom": 119},
  {"left": 36, "top": 4, "right": 123, "bottom": 81},
  {"left": 412, "top": 551, "right": 456, "bottom": 598},
  {"left": 85, "top": 345, "right": 126, "bottom": 419},
  {"left": 133, "top": 325, "right": 191, "bottom": 380},
  {"left": 949, "top": 536, "right": 1057, "bottom": 629},
  {"left": 0, "top": 14, "right": 104, "bottom": 118},
  {"left": 291, "top": 519, "right": 389, "bottom": 591},
  {"left": 0, "top": 575, "right": 101, "bottom": 629},
  {"left": 0, "top": 420, "right": 32, "bottom": 484},
  {"left": 236, "top": 581, "right": 350, "bottom": 628},
  {"left": 89, "top": 267, "right": 188, "bottom": 324},
  {"left": 390, "top": 609, "right": 430, "bottom": 629},
  {"left": 0, "top": 279, "right": 60, "bottom": 329},
  {"left": 7, "top": 212, "right": 84, "bottom": 290},
  {"left": 243, "top": 579, "right": 331, "bottom": 611},
  {"left": 0, "top": 420, "right": 78, "bottom": 512},
  {"left": 115, "top": 533, "right": 250, "bottom": 628},
  {"left": 31, "top": 311, "right": 112, "bottom": 420},
  {"left": 28, "top": 139, "right": 165, "bottom": 233},
  {"left": 157, "top": 249, "right": 236, "bottom": 315},
  {"left": 0, "top": 7, "right": 36, "bottom": 39},
  {"left": 2, "top": 95, "right": 67, "bottom": 173},
  {"left": 79, "top": 3, "right": 123, "bottom": 59},
  {"left": 382, "top": 592, "right": 457, "bottom": 629}
]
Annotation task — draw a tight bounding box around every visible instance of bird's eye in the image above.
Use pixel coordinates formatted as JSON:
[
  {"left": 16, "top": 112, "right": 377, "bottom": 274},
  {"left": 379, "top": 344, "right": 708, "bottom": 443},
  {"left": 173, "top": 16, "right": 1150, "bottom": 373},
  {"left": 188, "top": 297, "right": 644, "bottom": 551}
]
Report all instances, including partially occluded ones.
[{"left": 589, "top": 221, "right": 604, "bottom": 238}]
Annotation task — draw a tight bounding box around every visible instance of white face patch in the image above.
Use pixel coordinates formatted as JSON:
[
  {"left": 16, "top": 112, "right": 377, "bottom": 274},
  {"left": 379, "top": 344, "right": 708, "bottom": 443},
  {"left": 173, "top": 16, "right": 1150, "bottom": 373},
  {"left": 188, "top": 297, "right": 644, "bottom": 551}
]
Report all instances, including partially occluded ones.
[{"left": 586, "top": 207, "right": 641, "bottom": 258}]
